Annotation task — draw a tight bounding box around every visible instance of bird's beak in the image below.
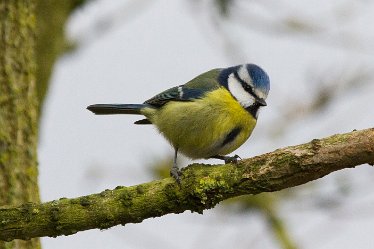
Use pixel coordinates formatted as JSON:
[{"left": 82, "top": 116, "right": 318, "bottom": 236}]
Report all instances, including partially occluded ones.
[{"left": 257, "top": 98, "right": 267, "bottom": 106}]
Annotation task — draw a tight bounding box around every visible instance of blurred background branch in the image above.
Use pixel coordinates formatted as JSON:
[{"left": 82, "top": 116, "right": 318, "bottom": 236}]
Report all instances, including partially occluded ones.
[{"left": 35, "top": 0, "right": 89, "bottom": 114}]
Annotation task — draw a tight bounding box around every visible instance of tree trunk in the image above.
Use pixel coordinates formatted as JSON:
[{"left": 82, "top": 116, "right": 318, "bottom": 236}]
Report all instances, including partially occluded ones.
[{"left": 0, "top": 1, "right": 41, "bottom": 248}]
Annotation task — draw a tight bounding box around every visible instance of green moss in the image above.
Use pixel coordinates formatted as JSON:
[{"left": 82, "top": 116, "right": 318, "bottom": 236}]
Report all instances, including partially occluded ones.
[
  {"left": 64, "top": 229, "right": 77, "bottom": 236},
  {"left": 164, "top": 182, "right": 179, "bottom": 201},
  {"left": 249, "top": 158, "right": 267, "bottom": 170},
  {"left": 270, "top": 152, "right": 302, "bottom": 173},
  {"left": 120, "top": 190, "right": 133, "bottom": 207},
  {"left": 0, "top": 219, "right": 9, "bottom": 226},
  {"left": 310, "top": 138, "right": 321, "bottom": 152},
  {"left": 50, "top": 207, "right": 60, "bottom": 222},
  {"left": 31, "top": 208, "right": 39, "bottom": 215},
  {"left": 136, "top": 185, "right": 145, "bottom": 195},
  {"left": 79, "top": 197, "right": 91, "bottom": 207},
  {"left": 193, "top": 176, "right": 233, "bottom": 207},
  {"left": 99, "top": 189, "right": 111, "bottom": 197},
  {"left": 99, "top": 223, "right": 112, "bottom": 230},
  {"left": 55, "top": 225, "right": 63, "bottom": 232},
  {"left": 70, "top": 199, "right": 79, "bottom": 205}
]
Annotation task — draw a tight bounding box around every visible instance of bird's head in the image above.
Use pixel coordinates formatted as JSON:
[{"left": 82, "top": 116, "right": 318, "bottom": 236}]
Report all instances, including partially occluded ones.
[{"left": 219, "top": 64, "right": 270, "bottom": 118}]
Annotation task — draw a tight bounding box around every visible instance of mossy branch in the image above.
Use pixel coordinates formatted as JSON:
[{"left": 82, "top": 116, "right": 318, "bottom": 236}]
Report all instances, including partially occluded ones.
[{"left": 1, "top": 128, "right": 374, "bottom": 241}]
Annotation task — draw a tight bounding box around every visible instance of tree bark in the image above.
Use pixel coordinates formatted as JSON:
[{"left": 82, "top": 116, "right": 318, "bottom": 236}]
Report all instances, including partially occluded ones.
[
  {"left": 0, "top": 1, "right": 40, "bottom": 248},
  {"left": 0, "top": 128, "right": 373, "bottom": 241}
]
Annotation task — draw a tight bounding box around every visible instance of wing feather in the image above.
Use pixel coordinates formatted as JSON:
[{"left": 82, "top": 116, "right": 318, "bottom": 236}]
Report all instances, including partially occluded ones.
[{"left": 144, "top": 69, "right": 221, "bottom": 107}]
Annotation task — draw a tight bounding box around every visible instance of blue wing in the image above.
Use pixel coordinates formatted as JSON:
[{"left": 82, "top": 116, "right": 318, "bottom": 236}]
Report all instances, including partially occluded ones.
[
  {"left": 144, "top": 69, "right": 221, "bottom": 107},
  {"left": 144, "top": 86, "right": 206, "bottom": 106}
]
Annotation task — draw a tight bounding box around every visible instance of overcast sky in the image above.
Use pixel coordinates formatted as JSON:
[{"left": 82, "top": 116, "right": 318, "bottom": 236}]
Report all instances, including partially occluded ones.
[{"left": 38, "top": 1, "right": 374, "bottom": 248}]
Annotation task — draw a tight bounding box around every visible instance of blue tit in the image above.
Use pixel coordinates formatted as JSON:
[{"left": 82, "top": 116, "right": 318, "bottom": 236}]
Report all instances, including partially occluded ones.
[{"left": 87, "top": 64, "right": 270, "bottom": 182}]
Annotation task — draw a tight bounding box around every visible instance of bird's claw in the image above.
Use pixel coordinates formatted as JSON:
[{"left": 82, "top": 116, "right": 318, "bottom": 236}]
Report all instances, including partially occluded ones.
[
  {"left": 224, "top": 154, "right": 241, "bottom": 164},
  {"left": 170, "top": 167, "right": 182, "bottom": 184}
]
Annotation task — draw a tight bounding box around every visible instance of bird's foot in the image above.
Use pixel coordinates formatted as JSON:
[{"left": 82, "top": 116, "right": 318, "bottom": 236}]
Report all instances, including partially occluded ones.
[
  {"left": 170, "top": 166, "right": 182, "bottom": 184},
  {"left": 223, "top": 154, "right": 241, "bottom": 164},
  {"left": 212, "top": 154, "right": 241, "bottom": 164}
]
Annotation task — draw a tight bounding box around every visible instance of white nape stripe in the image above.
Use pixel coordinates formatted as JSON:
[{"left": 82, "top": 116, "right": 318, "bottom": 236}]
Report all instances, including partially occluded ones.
[
  {"left": 237, "top": 65, "right": 253, "bottom": 87},
  {"left": 177, "top": 86, "right": 183, "bottom": 98},
  {"left": 227, "top": 73, "right": 255, "bottom": 108}
]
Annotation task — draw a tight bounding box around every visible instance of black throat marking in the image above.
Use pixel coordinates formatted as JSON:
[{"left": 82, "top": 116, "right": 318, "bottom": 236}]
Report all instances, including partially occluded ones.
[{"left": 245, "top": 103, "right": 261, "bottom": 119}]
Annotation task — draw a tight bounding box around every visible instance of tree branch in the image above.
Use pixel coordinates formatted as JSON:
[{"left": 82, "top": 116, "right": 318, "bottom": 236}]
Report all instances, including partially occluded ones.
[{"left": 1, "top": 128, "right": 373, "bottom": 241}]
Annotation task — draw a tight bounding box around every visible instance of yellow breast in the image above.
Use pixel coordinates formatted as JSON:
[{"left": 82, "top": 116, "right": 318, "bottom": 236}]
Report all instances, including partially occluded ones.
[{"left": 142, "top": 87, "right": 257, "bottom": 159}]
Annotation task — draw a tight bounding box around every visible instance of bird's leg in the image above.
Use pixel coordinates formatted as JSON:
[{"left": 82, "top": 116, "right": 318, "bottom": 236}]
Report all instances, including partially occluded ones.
[
  {"left": 170, "top": 148, "right": 182, "bottom": 183},
  {"left": 211, "top": 154, "right": 241, "bottom": 164}
]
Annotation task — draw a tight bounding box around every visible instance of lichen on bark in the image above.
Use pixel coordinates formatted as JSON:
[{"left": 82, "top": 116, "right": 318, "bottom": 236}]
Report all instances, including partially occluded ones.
[
  {"left": 0, "top": 1, "right": 40, "bottom": 248},
  {"left": 0, "top": 128, "right": 373, "bottom": 241}
]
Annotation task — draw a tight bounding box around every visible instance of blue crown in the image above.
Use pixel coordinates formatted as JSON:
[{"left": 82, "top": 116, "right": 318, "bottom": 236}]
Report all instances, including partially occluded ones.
[
  {"left": 218, "top": 64, "right": 270, "bottom": 97},
  {"left": 246, "top": 64, "right": 270, "bottom": 96}
]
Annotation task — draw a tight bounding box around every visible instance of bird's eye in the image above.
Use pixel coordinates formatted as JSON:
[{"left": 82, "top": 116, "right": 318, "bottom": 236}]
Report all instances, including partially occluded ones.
[{"left": 244, "top": 85, "right": 252, "bottom": 91}]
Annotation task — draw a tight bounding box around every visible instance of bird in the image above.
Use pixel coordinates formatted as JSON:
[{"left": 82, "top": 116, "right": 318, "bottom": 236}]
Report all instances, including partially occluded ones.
[{"left": 87, "top": 64, "right": 270, "bottom": 183}]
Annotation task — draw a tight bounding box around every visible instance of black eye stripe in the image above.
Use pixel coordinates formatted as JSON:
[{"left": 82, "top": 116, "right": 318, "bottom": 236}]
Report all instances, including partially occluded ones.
[{"left": 233, "top": 71, "right": 257, "bottom": 98}]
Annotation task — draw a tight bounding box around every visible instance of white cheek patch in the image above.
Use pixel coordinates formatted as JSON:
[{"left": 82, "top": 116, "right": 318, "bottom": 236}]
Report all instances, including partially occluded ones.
[{"left": 227, "top": 73, "right": 255, "bottom": 108}]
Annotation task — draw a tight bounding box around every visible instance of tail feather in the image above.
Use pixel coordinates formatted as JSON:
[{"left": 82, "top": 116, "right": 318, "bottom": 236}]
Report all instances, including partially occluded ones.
[
  {"left": 87, "top": 104, "right": 147, "bottom": 115},
  {"left": 134, "top": 118, "right": 152, "bottom": 124}
]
